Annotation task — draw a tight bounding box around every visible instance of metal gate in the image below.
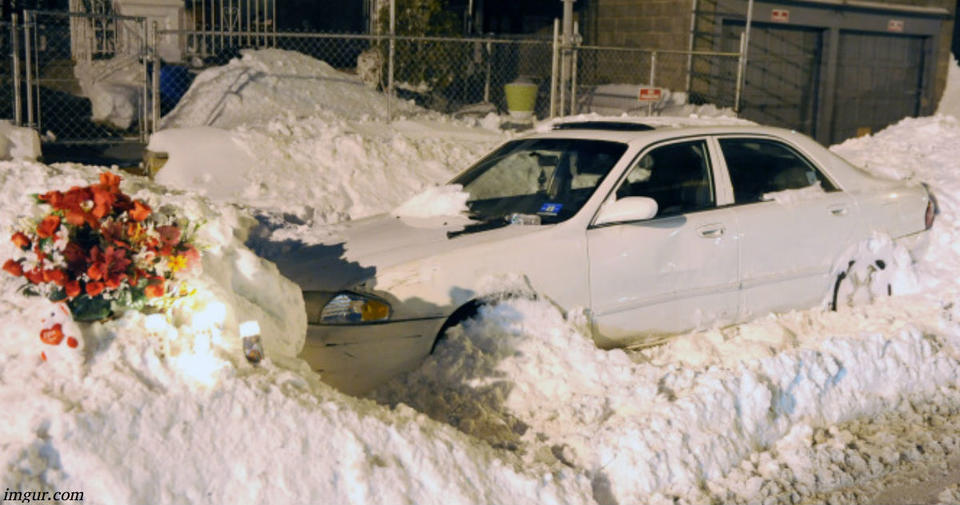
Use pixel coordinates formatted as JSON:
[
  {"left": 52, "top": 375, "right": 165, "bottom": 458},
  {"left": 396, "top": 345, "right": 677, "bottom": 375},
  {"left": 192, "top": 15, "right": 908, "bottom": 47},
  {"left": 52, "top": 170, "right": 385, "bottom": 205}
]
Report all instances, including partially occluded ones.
[
  {"left": 830, "top": 31, "right": 926, "bottom": 141},
  {"left": 22, "top": 10, "right": 151, "bottom": 144},
  {"left": 724, "top": 21, "right": 823, "bottom": 138}
]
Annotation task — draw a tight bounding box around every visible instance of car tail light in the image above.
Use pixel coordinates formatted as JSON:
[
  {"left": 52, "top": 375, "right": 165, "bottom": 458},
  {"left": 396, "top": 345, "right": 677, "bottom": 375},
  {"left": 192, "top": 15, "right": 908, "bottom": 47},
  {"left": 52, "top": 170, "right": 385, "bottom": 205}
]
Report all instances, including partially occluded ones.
[{"left": 922, "top": 183, "right": 938, "bottom": 230}]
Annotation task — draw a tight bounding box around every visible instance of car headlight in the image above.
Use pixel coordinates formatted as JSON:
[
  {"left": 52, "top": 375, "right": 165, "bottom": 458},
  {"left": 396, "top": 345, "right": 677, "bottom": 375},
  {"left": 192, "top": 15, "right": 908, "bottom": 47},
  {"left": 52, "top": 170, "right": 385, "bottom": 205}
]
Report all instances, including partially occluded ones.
[{"left": 319, "top": 292, "right": 391, "bottom": 325}]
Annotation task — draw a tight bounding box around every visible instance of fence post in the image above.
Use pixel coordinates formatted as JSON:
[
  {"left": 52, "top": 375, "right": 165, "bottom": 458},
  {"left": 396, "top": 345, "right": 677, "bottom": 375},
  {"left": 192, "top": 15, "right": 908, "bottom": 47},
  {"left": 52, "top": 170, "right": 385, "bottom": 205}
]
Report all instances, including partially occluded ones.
[
  {"left": 483, "top": 40, "right": 491, "bottom": 104},
  {"left": 649, "top": 51, "right": 656, "bottom": 115},
  {"left": 24, "top": 11, "right": 33, "bottom": 129},
  {"left": 570, "top": 21, "right": 578, "bottom": 115},
  {"left": 141, "top": 18, "right": 149, "bottom": 142},
  {"left": 151, "top": 21, "right": 161, "bottom": 135},
  {"left": 387, "top": 0, "right": 395, "bottom": 122},
  {"left": 550, "top": 18, "right": 558, "bottom": 117},
  {"left": 12, "top": 13, "right": 22, "bottom": 126},
  {"left": 734, "top": 32, "right": 745, "bottom": 113},
  {"left": 735, "top": 0, "right": 754, "bottom": 113}
]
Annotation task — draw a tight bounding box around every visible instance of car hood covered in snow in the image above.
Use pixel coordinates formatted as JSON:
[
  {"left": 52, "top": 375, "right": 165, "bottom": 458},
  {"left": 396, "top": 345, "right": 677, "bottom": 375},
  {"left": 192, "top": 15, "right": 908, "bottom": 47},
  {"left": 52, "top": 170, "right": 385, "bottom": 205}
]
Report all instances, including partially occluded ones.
[{"left": 266, "top": 213, "right": 539, "bottom": 292}]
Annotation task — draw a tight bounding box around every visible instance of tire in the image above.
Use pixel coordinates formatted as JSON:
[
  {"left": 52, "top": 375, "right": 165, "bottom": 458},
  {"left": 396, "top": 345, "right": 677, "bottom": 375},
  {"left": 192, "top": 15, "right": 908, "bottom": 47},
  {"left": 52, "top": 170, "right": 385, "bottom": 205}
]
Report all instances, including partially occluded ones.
[{"left": 830, "top": 258, "right": 891, "bottom": 311}]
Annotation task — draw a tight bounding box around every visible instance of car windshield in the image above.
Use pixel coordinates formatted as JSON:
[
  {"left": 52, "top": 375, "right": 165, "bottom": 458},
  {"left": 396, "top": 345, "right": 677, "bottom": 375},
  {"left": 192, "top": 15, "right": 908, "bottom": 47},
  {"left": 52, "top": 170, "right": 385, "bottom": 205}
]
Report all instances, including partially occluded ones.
[{"left": 451, "top": 138, "right": 628, "bottom": 224}]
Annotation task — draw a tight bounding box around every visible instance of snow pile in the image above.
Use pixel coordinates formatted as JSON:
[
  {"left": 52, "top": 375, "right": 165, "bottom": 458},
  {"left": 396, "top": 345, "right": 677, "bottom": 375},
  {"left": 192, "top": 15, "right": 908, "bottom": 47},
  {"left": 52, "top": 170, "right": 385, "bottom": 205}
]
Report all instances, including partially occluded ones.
[
  {"left": 0, "top": 120, "right": 41, "bottom": 161},
  {"left": 74, "top": 56, "right": 143, "bottom": 130},
  {"left": 937, "top": 56, "right": 960, "bottom": 119},
  {"left": 160, "top": 49, "right": 420, "bottom": 129},
  {"left": 392, "top": 184, "right": 470, "bottom": 218},
  {"left": 0, "top": 161, "right": 591, "bottom": 504},
  {"left": 150, "top": 115, "right": 504, "bottom": 231}
]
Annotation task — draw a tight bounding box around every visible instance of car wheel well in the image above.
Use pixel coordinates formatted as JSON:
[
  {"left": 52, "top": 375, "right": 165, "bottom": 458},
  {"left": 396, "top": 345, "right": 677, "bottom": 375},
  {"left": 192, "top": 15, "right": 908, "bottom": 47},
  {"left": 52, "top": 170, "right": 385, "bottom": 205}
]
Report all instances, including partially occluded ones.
[{"left": 430, "top": 299, "right": 484, "bottom": 354}]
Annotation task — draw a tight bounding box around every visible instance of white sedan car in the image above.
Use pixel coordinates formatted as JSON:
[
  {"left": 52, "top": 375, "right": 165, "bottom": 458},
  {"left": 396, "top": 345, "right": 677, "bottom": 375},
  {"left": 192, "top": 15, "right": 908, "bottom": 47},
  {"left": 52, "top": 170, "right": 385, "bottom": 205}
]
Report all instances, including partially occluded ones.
[{"left": 277, "top": 120, "right": 936, "bottom": 394}]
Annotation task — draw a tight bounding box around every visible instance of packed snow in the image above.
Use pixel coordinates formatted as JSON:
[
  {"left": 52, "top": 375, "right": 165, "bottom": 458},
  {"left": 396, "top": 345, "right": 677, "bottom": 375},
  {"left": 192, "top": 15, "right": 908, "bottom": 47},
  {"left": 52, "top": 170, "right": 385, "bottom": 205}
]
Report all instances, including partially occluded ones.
[
  {"left": 0, "top": 120, "right": 41, "bottom": 161},
  {"left": 5, "top": 48, "right": 960, "bottom": 504}
]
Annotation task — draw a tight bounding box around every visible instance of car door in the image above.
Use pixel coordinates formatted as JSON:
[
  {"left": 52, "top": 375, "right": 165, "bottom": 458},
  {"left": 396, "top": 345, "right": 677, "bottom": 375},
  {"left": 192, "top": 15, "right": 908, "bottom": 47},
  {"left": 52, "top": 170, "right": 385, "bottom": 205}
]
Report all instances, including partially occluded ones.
[
  {"left": 586, "top": 138, "right": 740, "bottom": 347},
  {"left": 716, "top": 136, "right": 858, "bottom": 320}
]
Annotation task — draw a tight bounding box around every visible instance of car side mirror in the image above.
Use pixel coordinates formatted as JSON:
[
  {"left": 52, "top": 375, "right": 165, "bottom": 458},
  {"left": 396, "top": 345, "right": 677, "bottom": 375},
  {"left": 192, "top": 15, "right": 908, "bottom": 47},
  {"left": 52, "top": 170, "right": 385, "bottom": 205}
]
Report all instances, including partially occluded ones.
[{"left": 594, "top": 196, "right": 658, "bottom": 225}]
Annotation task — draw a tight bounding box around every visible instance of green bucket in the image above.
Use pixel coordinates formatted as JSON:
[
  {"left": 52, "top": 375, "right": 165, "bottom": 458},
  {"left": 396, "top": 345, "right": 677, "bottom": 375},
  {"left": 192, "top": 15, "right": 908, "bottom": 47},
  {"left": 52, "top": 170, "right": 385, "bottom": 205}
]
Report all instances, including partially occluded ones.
[{"left": 504, "top": 81, "right": 538, "bottom": 119}]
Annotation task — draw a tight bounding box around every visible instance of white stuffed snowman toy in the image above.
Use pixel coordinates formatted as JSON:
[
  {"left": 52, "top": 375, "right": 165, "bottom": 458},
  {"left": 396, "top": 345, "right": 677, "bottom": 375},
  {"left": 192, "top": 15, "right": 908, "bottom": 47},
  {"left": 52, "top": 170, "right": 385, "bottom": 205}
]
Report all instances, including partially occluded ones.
[{"left": 37, "top": 300, "right": 84, "bottom": 366}]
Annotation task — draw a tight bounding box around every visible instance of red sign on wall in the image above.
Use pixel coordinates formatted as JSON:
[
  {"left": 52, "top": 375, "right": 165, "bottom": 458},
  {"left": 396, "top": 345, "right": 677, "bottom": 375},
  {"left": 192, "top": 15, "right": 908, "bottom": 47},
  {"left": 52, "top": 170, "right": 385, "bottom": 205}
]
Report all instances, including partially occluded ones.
[
  {"left": 638, "top": 87, "right": 662, "bottom": 102},
  {"left": 888, "top": 19, "right": 904, "bottom": 32},
  {"left": 771, "top": 9, "right": 789, "bottom": 23}
]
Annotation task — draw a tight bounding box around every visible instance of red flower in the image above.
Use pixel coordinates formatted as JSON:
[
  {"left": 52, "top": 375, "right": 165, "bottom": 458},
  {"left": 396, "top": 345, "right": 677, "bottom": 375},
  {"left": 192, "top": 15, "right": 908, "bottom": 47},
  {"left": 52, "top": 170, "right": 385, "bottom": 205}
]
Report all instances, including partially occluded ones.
[
  {"left": 64, "top": 279, "right": 81, "bottom": 298},
  {"left": 2, "top": 259, "right": 23, "bottom": 277},
  {"left": 130, "top": 200, "right": 151, "bottom": 222},
  {"left": 85, "top": 281, "right": 105, "bottom": 297},
  {"left": 67, "top": 337, "right": 78, "bottom": 348},
  {"left": 42, "top": 269, "right": 67, "bottom": 287},
  {"left": 24, "top": 268, "right": 44, "bottom": 284},
  {"left": 36, "top": 214, "right": 61, "bottom": 239},
  {"left": 99, "top": 172, "right": 122, "bottom": 191},
  {"left": 144, "top": 279, "right": 165, "bottom": 298},
  {"left": 38, "top": 190, "right": 64, "bottom": 209},
  {"left": 11, "top": 231, "right": 30, "bottom": 250},
  {"left": 40, "top": 324, "right": 65, "bottom": 345},
  {"left": 157, "top": 225, "right": 182, "bottom": 247},
  {"left": 91, "top": 184, "right": 116, "bottom": 219},
  {"left": 183, "top": 245, "right": 201, "bottom": 270},
  {"left": 87, "top": 262, "right": 104, "bottom": 281}
]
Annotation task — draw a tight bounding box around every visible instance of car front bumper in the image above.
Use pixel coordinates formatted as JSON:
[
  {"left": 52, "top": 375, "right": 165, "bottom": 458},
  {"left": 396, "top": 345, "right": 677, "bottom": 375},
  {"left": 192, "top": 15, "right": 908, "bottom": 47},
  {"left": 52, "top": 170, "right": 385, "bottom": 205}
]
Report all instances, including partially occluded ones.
[{"left": 300, "top": 317, "right": 446, "bottom": 395}]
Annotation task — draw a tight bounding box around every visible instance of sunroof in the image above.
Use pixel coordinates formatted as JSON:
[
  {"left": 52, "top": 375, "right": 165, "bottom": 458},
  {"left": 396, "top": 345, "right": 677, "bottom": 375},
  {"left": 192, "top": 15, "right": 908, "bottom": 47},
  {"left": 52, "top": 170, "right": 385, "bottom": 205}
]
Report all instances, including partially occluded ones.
[{"left": 551, "top": 121, "right": 656, "bottom": 131}]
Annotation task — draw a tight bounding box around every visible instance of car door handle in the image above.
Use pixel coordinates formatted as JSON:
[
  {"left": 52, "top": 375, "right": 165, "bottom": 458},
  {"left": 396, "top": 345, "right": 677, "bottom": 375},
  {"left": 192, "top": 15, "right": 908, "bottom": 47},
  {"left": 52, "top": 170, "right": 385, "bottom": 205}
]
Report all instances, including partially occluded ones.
[
  {"left": 697, "top": 224, "right": 725, "bottom": 238},
  {"left": 829, "top": 206, "right": 848, "bottom": 216}
]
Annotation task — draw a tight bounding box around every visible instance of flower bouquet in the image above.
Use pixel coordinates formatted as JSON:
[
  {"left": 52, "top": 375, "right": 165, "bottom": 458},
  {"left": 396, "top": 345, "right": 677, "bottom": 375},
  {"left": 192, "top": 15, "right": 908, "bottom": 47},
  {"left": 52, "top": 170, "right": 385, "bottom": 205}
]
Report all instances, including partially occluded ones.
[{"left": 3, "top": 172, "right": 200, "bottom": 321}]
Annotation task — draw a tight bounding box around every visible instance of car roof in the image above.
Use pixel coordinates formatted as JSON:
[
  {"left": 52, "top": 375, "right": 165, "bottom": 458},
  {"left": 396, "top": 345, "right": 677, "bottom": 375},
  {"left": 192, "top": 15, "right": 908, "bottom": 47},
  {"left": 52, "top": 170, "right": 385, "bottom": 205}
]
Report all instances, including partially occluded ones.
[{"left": 527, "top": 117, "right": 802, "bottom": 145}]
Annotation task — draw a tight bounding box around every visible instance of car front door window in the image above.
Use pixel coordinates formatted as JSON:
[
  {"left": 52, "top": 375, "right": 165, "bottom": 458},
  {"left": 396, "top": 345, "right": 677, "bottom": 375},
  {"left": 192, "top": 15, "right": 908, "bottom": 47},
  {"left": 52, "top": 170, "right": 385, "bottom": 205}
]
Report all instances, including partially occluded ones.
[{"left": 616, "top": 140, "right": 715, "bottom": 218}]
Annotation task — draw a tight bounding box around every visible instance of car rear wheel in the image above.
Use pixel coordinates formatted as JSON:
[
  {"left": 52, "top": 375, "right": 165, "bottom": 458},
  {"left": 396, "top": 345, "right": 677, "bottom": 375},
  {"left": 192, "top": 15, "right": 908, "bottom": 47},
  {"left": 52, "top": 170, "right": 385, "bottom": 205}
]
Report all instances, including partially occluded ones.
[{"left": 830, "top": 258, "right": 892, "bottom": 311}]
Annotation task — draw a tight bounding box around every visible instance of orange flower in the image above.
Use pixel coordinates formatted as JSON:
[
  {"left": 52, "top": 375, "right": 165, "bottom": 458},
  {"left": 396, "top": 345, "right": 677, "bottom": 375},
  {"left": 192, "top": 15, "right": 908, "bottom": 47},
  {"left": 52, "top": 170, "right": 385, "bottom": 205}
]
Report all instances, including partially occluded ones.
[
  {"left": 144, "top": 279, "right": 165, "bottom": 298},
  {"left": 42, "top": 269, "right": 67, "bottom": 287},
  {"left": 99, "top": 172, "right": 122, "bottom": 191},
  {"left": 24, "top": 268, "right": 44, "bottom": 284},
  {"left": 130, "top": 200, "right": 151, "bottom": 222},
  {"left": 40, "top": 324, "right": 65, "bottom": 345},
  {"left": 91, "top": 184, "right": 116, "bottom": 219},
  {"left": 38, "top": 190, "right": 64, "bottom": 209},
  {"left": 2, "top": 259, "right": 23, "bottom": 277},
  {"left": 11, "top": 231, "right": 30, "bottom": 250},
  {"left": 36, "top": 214, "right": 61, "bottom": 239},
  {"left": 86, "top": 262, "right": 104, "bottom": 281},
  {"left": 64, "top": 279, "right": 81, "bottom": 298},
  {"left": 85, "top": 281, "right": 105, "bottom": 297}
]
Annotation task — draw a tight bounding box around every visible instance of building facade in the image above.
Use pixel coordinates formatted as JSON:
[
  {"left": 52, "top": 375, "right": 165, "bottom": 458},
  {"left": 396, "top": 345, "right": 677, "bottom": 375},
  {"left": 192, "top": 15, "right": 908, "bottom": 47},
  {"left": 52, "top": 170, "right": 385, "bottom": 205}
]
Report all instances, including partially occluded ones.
[{"left": 583, "top": 0, "right": 955, "bottom": 143}]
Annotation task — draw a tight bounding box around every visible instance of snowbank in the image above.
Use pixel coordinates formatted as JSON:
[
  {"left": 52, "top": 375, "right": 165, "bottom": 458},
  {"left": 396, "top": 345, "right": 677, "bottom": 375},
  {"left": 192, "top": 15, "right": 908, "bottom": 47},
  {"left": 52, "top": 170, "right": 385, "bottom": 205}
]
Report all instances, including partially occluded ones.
[
  {"left": 150, "top": 113, "right": 506, "bottom": 234},
  {"left": 0, "top": 161, "right": 589, "bottom": 504},
  {"left": 0, "top": 120, "right": 41, "bottom": 161},
  {"left": 74, "top": 56, "right": 143, "bottom": 130},
  {"left": 160, "top": 49, "right": 420, "bottom": 129},
  {"left": 937, "top": 56, "right": 960, "bottom": 119}
]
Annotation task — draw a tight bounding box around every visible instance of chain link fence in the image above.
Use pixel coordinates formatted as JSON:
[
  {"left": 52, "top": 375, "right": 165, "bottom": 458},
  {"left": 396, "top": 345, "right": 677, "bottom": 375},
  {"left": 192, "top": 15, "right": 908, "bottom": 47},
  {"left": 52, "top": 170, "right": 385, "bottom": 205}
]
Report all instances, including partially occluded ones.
[
  {"left": 17, "top": 10, "right": 151, "bottom": 144},
  {"left": 3, "top": 15, "right": 744, "bottom": 145},
  {"left": 1, "top": 20, "right": 16, "bottom": 122},
  {"left": 573, "top": 45, "right": 741, "bottom": 115}
]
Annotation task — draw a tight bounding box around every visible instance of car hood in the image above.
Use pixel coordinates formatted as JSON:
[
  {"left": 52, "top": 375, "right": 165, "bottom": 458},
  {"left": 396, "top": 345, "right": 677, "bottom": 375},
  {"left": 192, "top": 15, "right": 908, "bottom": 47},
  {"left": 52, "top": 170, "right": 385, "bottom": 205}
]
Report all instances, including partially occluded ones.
[{"left": 270, "top": 213, "right": 537, "bottom": 291}]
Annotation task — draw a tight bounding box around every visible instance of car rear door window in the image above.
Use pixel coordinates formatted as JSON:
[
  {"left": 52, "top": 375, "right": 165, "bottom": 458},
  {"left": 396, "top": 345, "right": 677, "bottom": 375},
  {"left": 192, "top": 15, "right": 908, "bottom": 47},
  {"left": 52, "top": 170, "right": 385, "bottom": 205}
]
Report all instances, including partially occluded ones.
[
  {"left": 615, "top": 140, "right": 715, "bottom": 218},
  {"left": 718, "top": 138, "right": 838, "bottom": 204}
]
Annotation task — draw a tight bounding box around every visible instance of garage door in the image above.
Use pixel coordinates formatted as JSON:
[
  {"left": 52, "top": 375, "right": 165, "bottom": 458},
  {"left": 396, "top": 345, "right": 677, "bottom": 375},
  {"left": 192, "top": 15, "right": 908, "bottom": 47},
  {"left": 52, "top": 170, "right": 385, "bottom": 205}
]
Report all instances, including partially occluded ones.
[
  {"left": 830, "top": 31, "right": 925, "bottom": 142},
  {"left": 723, "top": 21, "right": 824, "bottom": 137}
]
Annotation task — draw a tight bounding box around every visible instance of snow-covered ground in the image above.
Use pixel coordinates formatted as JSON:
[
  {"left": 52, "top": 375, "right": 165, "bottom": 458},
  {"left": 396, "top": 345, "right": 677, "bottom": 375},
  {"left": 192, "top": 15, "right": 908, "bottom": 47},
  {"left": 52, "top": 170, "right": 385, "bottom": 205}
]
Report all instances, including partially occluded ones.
[{"left": 5, "top": 49, "right": 960, "bottom": 504}]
